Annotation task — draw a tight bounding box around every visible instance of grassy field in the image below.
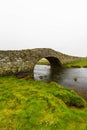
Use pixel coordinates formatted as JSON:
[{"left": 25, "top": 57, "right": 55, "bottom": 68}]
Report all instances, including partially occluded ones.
[
  {"left": 65, "top": 59, "right": 87, "bottom": 68},
  {"left": 0, "top": 76, "right": 87, "bottom": 130}
]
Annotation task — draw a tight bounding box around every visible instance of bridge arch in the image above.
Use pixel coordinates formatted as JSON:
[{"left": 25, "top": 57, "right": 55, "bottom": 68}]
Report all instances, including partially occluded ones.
[
  {"left": 33, "top": 56, "right": 62, "bottom": 79},
  {"left": 33, "top": 56, "right": 62, "bottom": 68},
  {"left": 45, "top": 56, "right": 62, "bottom": 68}
]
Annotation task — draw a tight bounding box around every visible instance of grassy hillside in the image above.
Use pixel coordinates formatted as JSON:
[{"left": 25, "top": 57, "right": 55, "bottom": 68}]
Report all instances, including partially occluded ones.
[{"left": 0, "top": 76, "right": 87, "bottom": 130}]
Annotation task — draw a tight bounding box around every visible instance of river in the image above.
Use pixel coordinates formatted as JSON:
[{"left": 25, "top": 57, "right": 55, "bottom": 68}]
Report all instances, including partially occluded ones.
[{"left": 34, "top": 65, "right": 87, "bottom": 100}]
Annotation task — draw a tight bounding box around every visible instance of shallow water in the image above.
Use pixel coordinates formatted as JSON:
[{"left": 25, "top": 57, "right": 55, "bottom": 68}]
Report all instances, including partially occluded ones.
[{"left": 34, "top": 65, "right": 87, "bottom": 100}]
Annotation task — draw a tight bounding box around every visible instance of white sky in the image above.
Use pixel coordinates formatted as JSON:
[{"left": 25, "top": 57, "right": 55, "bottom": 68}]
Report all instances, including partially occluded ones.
[{"left": 0, "top": 0, "right": 87, "bottom": 56}]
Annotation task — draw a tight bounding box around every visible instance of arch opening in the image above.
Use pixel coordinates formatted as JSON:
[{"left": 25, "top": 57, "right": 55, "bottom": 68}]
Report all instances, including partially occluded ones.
[
  {"left": 34, "top": 58, "right": 51, "bottom": 81},
  {"left": 34, "top": 57, "right": 62, "bottom": 81}
]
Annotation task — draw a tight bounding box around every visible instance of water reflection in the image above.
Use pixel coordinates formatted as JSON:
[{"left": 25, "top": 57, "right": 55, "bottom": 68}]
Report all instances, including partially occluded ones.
[
  {"left": 34, "top": 65, "right": 87, "bottom": 100},
  {"left": 34, "top": 65, "right": 51, "bottom": 82}
]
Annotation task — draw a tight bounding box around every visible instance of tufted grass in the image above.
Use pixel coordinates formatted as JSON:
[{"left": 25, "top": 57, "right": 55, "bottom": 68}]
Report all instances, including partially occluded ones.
[{"left": 0, "top": 76, "right": 87, "bottom": 130}]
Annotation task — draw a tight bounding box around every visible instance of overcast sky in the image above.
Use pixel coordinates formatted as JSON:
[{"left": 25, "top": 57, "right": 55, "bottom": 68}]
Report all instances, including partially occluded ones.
[{"left": 0, "top": 0, "right": 87, "bottom": 56}]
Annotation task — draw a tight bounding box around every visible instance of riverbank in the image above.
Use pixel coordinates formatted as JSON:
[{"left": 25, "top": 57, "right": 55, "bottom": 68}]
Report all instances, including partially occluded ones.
[
  {"left": 0, "top": 76, "right": 87, "bottom": 129},
  {"left": 64, "top": 59, "right": 87, "bottom": 68}
]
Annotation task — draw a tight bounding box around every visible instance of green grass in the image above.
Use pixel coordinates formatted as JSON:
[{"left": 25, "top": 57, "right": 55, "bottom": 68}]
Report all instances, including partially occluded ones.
[
  {"left": 65, "top": 59, "right": 87, "bottom": 68},
  {"left": 0, "top": 76, "right": 87, "bottom": 130},
  {"left": 37, "top": 59, "right": 50, "bottom": 65}
]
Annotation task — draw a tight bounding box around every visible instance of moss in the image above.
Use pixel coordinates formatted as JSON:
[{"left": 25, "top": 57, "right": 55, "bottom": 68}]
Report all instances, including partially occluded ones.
[{"left": 0, "top": 77, "right": 87, "bottom": 129}]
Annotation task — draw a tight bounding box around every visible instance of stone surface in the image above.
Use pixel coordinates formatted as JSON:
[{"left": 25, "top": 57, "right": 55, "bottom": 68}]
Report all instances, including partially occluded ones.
[{"left": 0, "top": 48, "right": 83, "bottom": 77}]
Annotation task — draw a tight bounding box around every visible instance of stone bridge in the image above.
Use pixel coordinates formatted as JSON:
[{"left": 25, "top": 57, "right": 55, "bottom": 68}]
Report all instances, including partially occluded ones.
[{"left": 0, "top": 48, "right": 82, "bottom": 78}]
